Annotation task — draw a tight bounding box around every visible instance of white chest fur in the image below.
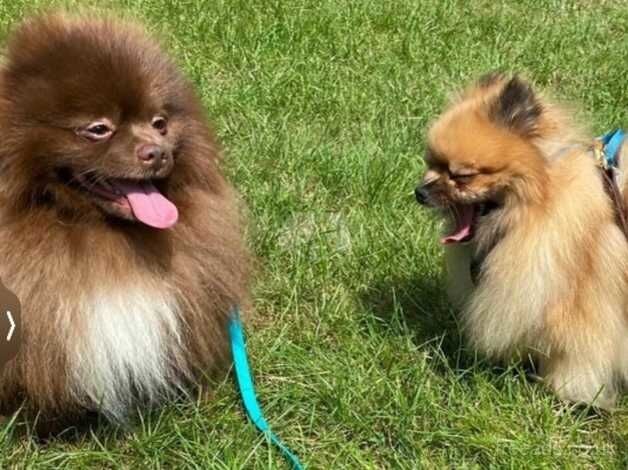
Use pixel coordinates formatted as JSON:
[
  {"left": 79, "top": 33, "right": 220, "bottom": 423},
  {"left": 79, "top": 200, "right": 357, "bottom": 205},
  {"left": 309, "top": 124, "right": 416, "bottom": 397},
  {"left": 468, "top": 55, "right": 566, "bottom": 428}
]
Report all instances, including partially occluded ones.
[{"left": 69, "top": 285, "right": 186, "bottom": 421}]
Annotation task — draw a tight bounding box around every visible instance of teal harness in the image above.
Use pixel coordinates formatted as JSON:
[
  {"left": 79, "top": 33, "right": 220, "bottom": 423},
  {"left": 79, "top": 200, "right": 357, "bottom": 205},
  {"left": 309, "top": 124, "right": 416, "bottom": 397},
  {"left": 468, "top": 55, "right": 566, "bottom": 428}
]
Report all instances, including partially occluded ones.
[
  {"left": 229, "top": 308, "right": 304, "bottom": 469},
  {"left": 599, "top": 128, "right": 625, "bottom": 170},
  {"left": 596, "top": 129, "right": 627, "bottom": 238}
]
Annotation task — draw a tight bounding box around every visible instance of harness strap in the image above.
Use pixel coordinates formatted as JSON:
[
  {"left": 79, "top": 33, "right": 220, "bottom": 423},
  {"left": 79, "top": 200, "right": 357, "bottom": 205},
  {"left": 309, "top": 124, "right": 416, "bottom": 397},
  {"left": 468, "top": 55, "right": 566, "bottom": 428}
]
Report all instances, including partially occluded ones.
[
  {"left": 600, "top": 129, "right": 625, "bottom": 169},
  {"left": 595, "top": 129, "right": 628, "bottom": 240}
]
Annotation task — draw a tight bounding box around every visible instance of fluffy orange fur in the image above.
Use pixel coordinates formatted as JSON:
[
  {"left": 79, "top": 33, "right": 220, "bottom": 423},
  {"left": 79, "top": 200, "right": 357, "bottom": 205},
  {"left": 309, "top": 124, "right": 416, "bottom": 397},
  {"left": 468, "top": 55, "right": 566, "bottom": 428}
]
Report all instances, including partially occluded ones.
[{"left": 418, "top": 73, "right": 628, "bottom": 408}]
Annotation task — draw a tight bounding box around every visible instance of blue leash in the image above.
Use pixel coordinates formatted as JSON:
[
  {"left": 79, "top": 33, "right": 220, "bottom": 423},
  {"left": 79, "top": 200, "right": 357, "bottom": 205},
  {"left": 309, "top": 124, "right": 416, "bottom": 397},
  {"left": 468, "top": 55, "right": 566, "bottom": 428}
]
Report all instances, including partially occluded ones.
[{"left": 228, "top": 307, "right": 304, "bottom": 470}]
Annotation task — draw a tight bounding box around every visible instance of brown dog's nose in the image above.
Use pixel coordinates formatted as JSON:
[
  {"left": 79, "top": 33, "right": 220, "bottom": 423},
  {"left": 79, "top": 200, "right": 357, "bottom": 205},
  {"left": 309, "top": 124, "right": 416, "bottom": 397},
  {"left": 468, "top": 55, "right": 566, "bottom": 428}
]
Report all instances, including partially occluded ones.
[{"left": 137, "top": 144, "right": 165, "bottom": 163}]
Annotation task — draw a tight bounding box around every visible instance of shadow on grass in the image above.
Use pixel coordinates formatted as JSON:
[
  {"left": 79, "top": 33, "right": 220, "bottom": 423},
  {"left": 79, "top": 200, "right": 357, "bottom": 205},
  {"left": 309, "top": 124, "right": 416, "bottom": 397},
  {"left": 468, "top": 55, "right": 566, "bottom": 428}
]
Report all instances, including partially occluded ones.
[
  {"left": 359, "top": 273, "right": 464, "bottom": 361},
  {"left": 359, "top": 273, "right": 542, "bottom": 380},
  {"left": 359, "top": 274, "right": 628, "bottom": 426},
  {"left": 611, "top": 423, "right": 628, "bottom": 467},
  {"left": 3, "top": 410, "right": 119, "bottom": 444},
  {"left": 3, "top": 380, "right": 225, "bottom": 444}
]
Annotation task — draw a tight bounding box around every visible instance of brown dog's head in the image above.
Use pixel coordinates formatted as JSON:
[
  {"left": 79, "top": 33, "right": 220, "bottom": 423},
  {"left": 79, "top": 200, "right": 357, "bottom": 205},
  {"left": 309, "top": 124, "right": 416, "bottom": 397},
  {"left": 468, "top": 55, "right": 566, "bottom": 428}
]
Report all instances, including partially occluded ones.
[
  {"left": 0, "top": 14, "right": 219, "bottom": 229},
  {"left": 416, "top": 73, "right": 555, "bottom": 244}
]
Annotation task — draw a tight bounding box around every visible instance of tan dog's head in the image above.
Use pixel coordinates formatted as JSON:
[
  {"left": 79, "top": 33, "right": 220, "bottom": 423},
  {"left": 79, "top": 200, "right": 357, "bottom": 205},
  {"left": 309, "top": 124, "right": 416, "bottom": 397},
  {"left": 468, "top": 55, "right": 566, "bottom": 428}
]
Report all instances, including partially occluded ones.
[{"left": 416, "top": 73, "right": 555, "bottom": 244}]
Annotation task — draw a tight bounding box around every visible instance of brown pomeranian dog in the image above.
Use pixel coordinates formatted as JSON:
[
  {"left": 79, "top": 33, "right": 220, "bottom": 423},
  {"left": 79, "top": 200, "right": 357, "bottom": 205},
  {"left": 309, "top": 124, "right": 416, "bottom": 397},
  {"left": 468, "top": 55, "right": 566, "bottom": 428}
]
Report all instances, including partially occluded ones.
[
  {"left": 416, "top": 73, "right": 628, "bottom": 408},
  {"left": 0, "top": 13, "right": 249, "bottom": 428}
]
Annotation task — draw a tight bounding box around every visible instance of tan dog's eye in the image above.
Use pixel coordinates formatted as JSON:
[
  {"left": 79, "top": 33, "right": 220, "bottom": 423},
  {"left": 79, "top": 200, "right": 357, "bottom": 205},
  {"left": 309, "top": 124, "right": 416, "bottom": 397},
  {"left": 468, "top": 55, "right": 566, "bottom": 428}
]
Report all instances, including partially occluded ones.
[
  {"left": 452, "top": 174, "right": 475, "bottom": 184},
  {"left": 450, "top": 169, "right": 479, "bottom": 184}
]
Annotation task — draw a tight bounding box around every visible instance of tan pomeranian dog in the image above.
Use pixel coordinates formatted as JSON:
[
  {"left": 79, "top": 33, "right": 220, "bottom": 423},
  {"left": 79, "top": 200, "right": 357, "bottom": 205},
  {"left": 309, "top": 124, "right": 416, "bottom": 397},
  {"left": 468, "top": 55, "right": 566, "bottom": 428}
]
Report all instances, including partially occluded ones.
[
  {"left": 0, "top": 13, "right": 249, "bottom": 429},
  {"left": 416, "top": 73, "right": 628, "bottom": 409}
]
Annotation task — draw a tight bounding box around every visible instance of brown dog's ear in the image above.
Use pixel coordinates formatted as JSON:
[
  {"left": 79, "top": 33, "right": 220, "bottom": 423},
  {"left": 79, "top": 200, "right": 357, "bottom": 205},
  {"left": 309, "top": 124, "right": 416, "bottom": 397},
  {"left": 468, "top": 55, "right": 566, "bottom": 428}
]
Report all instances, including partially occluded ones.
[{"left": 488, "top": 76, "right": 542, "bottom": 136}]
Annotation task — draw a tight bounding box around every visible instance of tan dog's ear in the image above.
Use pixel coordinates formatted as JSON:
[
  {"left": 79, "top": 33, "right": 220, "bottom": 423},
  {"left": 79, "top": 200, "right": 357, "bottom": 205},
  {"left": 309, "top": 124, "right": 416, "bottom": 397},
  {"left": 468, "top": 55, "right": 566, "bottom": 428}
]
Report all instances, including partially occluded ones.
[
  {"left": 476, "top": 70, "right": 506, "bottom": 88},
  {"left": 455, "top": 70, "right": 506, "bottom": 102},
  {"left": 488, "top": 76, "right": 543, "bottom": 136}
]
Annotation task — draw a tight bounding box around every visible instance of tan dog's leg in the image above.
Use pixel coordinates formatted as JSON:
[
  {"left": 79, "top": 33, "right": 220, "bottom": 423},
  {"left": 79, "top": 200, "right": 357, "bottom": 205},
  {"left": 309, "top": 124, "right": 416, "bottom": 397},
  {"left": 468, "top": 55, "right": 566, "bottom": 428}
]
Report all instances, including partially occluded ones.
[{"left": 540, "top": 348, "right": 618, "bottom": 409}]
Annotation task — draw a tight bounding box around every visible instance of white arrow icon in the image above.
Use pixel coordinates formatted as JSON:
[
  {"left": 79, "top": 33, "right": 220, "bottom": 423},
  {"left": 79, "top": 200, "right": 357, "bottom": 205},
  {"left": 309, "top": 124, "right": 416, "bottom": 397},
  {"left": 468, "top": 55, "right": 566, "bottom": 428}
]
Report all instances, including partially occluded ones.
[{"left": 6, "top": 310, "right": 15, "bottom": 341}]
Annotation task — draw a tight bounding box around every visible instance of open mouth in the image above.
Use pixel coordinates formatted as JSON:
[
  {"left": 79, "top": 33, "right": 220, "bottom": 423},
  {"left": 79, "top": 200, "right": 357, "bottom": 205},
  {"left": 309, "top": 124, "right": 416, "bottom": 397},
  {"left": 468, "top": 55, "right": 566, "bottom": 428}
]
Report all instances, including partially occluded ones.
[
  {"left": 62, "top": 169, "right": 179, "bottom": 229},
  {"left": 441, "top": 202, "right": 498, "bottom": 245}
]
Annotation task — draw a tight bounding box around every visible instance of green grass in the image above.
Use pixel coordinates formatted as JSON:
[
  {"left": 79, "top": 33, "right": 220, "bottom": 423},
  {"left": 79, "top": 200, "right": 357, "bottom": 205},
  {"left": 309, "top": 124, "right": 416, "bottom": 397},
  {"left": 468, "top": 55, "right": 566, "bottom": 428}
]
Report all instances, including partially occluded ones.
[{"left": 1, "top": 0, "right": 628, "bottom": 467}]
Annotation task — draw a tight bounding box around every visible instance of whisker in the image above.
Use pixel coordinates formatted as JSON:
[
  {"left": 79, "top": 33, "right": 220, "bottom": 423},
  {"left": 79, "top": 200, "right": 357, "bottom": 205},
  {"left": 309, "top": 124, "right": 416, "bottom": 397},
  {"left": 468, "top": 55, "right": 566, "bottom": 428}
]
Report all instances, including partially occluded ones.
[
  {"left": 449, "top": 202, "right": 459, "bottom": 221},
  {"left": 68, "top": 168, "right": 96, "bottom": 184},
  {"left": 67, "top": 168, "right": 111, "bottom": 193}
]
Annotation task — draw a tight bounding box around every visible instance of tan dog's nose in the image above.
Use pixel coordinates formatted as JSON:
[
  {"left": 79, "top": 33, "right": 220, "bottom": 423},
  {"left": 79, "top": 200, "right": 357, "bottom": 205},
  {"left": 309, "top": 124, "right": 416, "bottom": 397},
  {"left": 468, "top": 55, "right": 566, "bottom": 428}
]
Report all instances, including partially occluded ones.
[{"left": 415, "top": 185, "right": 429, "bottom": 205}]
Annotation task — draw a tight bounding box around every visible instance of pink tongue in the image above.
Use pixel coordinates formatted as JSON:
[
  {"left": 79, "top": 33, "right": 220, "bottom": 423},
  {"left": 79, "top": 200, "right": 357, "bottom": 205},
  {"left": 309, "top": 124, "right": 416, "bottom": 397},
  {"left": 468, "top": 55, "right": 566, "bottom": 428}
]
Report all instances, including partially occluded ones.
[
  {"left": 441, "top": 204, "right": 474, "bottom": 244},
  {"left": 112, "top": 180, "right": 178, "bottom": 229}
]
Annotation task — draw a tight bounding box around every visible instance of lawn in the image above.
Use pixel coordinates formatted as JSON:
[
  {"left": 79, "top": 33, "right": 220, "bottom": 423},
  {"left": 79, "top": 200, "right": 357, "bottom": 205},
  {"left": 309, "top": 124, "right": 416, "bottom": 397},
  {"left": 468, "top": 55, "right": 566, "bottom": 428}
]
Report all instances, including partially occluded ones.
[{"left": 0, "top": 0, "right": 627, "bottom": 467}]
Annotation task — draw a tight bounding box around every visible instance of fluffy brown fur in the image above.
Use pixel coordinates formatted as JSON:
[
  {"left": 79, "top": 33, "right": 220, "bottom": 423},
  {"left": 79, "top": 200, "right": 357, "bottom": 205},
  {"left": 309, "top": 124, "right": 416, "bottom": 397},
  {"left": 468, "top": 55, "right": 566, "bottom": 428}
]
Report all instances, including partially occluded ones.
[
  {"left": 416, "top": 73, "right": 628, "bottom": 408},
  {"left": 0, "top": 13, "right": 249, "bottom": 428}
]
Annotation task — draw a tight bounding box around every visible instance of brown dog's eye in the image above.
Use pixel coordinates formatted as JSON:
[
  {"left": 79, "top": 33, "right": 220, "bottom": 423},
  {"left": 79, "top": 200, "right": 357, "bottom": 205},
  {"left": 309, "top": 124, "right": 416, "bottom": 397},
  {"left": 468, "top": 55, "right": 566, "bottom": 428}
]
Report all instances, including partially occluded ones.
[
  {"left": 152, "top": 116, "right": 168, "bottom": 135},
  {"left": 77, "top": 120, "right": 115, "bottom": 141},
  {"left": 88, "top": 124, "right": 109, "bottom": 135}
]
